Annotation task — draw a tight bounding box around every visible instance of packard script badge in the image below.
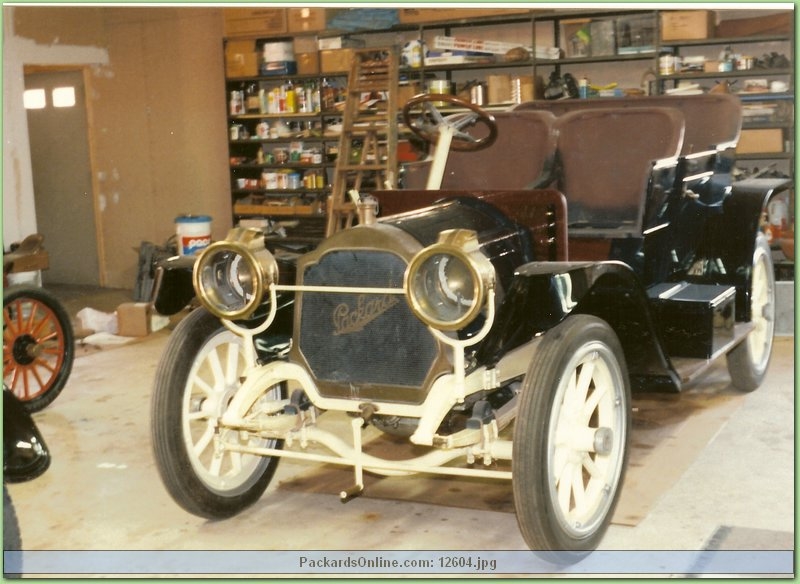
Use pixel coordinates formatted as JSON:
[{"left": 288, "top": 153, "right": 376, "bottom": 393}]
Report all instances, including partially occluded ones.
[{"left": 333, "top": 294, "right": 399, "bottom": 336}]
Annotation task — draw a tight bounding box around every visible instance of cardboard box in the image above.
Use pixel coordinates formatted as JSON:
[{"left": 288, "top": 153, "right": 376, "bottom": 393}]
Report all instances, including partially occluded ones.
[
  {"left": 661, "top": 10, "right": 715, "bottom": 41},
  {"left": 320, "top": 48, "right": 355, "bottom": 73},
  {"left": 737, "top": 128, "right": 784, "bottom": 154},
  {"left": 223, "top": 8, "right": 287, "bottom": 38},
  {"left": 318, "top": 36, "right": 366, "bottom": 50},
  {"left": 225, "top": 40, "right": 258, "bottom": 78},
  {"left": 293, "top": 35, "right": 318, "bottom": 54},
  {"left": 487, "top": 74, "right": 512, "bottom": 104},
  {"left": 716, "top": 12, "right": 792, "bottom": 37},
  {"left": 287, "top": 7, "right": 326, "bottom": 33},
  {"left": 296, "top": 52, "right": 319, "bottom": 75},
  {"left": 7, "top": 251, "right": 49, "bottom": 274},
  {"left": 399, "top": 8, "right": 530, "bottom": 24},
  {"left": 116, "top": 302, "right": 151, "bottom": 337}
]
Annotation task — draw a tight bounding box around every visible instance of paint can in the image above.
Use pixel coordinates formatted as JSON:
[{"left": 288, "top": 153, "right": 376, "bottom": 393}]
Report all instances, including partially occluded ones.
[{"left": 175, "top": 214, "right": 212, "bottom": 256}]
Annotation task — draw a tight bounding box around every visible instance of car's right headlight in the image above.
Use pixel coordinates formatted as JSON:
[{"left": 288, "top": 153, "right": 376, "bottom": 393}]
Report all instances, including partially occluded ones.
[{"left": 193, "top": 227, "right": 277, "bottom": 320}]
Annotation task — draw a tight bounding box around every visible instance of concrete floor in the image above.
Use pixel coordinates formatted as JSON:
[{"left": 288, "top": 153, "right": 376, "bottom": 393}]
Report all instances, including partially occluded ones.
[{"left": 5, "top": 287, "right": 795, "bottom": 577}]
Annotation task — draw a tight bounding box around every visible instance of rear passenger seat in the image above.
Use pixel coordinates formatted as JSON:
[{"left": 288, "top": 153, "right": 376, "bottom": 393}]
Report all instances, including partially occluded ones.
[
  {"left": 553, "top": 107, "right": 685, "bottom": 236},
  {"left": 514, "top": 93, "right": 740, "bottom": 157}
]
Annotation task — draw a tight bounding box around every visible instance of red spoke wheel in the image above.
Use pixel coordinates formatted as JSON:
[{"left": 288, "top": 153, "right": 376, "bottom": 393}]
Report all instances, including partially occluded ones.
[{"left": 3, "top": 287, "right": 74, "bottom": 411}]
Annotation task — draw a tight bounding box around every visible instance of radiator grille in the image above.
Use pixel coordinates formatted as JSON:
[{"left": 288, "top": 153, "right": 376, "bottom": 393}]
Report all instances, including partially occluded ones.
[{"left": 298, "top": 250, "right": 437, "bottom": 394}]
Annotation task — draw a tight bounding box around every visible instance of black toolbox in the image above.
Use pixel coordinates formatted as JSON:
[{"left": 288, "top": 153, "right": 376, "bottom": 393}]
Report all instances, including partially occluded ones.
[{"left": 648, "top": 282, "right": 736, "bottom": 359}]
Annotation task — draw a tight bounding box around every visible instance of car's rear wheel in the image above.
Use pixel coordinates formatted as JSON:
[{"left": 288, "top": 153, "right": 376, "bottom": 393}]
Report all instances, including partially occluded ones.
[
  {"left": 151, "top": 308, "right": 283, "bottom": 519},
  {"left": 513, "top": 315, "right": 630, "bottom": 562},
  {"left": 726, "top": 235, "right": 775, "bottom": 392}
]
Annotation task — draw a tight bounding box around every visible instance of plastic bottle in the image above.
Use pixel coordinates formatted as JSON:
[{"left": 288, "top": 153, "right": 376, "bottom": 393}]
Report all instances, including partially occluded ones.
[{"left": 285, "top": 81, "right": 296, "bottom": 113}]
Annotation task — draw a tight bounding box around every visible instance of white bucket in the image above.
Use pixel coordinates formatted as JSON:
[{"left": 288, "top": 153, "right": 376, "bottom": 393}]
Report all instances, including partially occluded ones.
[{"left": 175, "top": 214, "right": 212, "bottom": 256}]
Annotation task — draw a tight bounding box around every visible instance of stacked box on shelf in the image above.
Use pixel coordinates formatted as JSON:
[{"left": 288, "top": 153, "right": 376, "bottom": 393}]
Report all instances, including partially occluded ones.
[
  {"left": 261, "top": 40, "right": 296, "bottom": 76},
  {"left": 660, "top": 10, "right": 714, "bottom": 41},
  {"left": 294, "top": 36, "right": 319, "bottom": 75},
  {"left": 398, "top": 8, "right": 530, "bottom": 24},
  {"left": 287, "top": 8, "right": 326, "bottom": 33},
  {"left": 225, "top": 40, "right": 259, "bottom": 77},
  {"left": 223, "top": 8, "right": 287, "bottom": 37}
]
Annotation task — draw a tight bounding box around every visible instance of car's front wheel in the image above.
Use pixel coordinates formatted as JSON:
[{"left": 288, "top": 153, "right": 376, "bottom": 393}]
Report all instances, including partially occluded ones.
[
  {"left": 513, "top": 315, "right": 630, "bottom": 562},
  {"left": 151, "top": 308, "right": 283, "bottom": 519}
]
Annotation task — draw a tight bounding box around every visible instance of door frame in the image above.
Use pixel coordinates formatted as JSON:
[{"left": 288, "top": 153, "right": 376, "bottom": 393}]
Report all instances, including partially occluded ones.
[{"left": 23, "top": 64, "right": 106, "bottom": 286}]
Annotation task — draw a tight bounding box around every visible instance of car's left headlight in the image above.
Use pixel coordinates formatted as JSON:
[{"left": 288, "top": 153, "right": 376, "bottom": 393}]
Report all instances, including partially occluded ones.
[
  {"left": 193, "top": 227, "right": 278, "bottom": 320},
  {"left": 405, "top": 229, "right": 495, "bottom": 331}
]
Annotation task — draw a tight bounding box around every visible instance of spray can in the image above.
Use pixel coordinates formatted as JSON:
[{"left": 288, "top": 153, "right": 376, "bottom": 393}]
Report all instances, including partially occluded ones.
[{"left": 579, "top": 76, "right": 589, "bottom": 99}]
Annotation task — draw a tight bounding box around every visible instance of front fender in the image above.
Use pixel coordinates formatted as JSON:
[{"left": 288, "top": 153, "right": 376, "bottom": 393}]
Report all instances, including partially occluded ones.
[
  {"left": 151, "top": 255, "right": 195, "bottom": 316},
  {"left": 476, "top": 261, "right": 679, "bottom": 392},
  {"left": 3, "top": 389, "right": 50, "bottom": 482}
]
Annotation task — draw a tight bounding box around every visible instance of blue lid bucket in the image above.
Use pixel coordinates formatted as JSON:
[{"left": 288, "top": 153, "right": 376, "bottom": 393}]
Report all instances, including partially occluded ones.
[{"left": 175, "top": 214, "right": 212, "bottom": 256}]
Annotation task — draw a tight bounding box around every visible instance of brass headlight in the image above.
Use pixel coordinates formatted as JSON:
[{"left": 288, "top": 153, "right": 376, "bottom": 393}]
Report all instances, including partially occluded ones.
[
  {"left": 404, "top": 229, "right": 495, "bottom": 331},
  {"left": 192, "top": 227, "right": 278, "bottom": 320}
]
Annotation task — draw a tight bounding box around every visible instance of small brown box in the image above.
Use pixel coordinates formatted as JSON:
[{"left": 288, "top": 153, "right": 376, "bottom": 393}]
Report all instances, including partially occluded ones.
[
  {"left": 487, "top": 74, "right": 512, "bottom": 104},
  {"left": 737, "top": 128, "right": 784, "bottom": 154},
  {"left": 225, "top": 40, "right": 258, "bottom": 77},
  {"left": 320, "top": 48, "right": 355, "bottom": 73},
  {"left": 715, "top": 12, "right": 792, "bottom": 37},
  {"left": 287, "top": 7, "right": 326, "bottom": 33},
  {"left": 295, "top": 52, "right": 319, "bottom": 75},
  {"left": 116, "top": 302, "right": 151, "bottom": 337},
  {"left": 223, "top": 8, "right": 287, "bottom": 38},
  {"left": 6, "top": 250, "right": 49, "bottom": 274},
  {"left": 660, "top": 10, "right": 715, "bottom": 41},
  {"left": 398, "top": 8, "right": 529, "bottom": 24}
]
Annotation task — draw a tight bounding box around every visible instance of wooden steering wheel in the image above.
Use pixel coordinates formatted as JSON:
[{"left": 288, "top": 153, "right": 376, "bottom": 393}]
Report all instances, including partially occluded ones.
[{"left": 402, "top": 93, "right": 498, "bottom": 152}]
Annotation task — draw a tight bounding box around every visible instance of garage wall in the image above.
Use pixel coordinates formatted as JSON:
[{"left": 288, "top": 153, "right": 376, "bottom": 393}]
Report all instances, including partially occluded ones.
[{"left": 3, "top": 6, "right": 231, "bottom": 289}]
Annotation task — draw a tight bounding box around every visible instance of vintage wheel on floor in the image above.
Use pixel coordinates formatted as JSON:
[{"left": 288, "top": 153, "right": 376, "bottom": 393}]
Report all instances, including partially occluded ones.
[
  {"left": 512, "top": 315, "right": 630, "bottom": 562},
  {"left": 3, "top": 286, "right": 74, "bottom": 412},
  {"left": 150, "top": 308, "right": 283, "bottom": 519},
  {"left": 726, "top": 235, "right": 775, "bottom": 392}
]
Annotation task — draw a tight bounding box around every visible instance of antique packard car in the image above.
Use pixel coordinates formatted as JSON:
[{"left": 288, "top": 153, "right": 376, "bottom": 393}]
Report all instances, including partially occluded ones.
[{"left": 150, "top": 92, "right": 784, "bottom": 560}]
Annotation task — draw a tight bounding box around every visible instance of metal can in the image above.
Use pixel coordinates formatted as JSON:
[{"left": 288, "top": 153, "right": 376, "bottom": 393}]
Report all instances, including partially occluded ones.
[
  {"left": 470, "top": 83, "right": 486, "bottom": 106},
  {"left": 658, "top": 54, "right": 675, "bottom": 75}
]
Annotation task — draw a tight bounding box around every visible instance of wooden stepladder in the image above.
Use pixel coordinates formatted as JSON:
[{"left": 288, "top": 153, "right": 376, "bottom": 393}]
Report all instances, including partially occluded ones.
[{"left": 326, "top": 48, "right": 399, "bottom": 236}]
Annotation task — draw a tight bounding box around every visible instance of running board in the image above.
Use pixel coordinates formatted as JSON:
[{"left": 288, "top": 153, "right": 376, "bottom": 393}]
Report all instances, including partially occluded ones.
[{"left": 670, "top": 321, "right": 754, "bottom": 385}]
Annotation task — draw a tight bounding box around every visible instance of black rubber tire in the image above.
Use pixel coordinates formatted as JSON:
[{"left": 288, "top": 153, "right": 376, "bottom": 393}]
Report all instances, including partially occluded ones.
[
  {"left": 3, "top": 286, "right": 75, "bottom": 412},
  {"left": 726, "top": 235, "right": 775, "bottom": 392},
  {"left": 150, "top": 308, "right": 282, "bottom": 519},
  {"left": 512, "top": 315, "right": 630, "bottom": 563}
]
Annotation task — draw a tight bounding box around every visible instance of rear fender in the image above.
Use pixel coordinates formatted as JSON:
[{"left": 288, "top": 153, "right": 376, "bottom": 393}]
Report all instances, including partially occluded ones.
[
  {"left": 476, "top": 261, "right": 680, "bottom": 392},
  {"left": 708, "top": 178, "right": 790, "bottom": 321}
]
